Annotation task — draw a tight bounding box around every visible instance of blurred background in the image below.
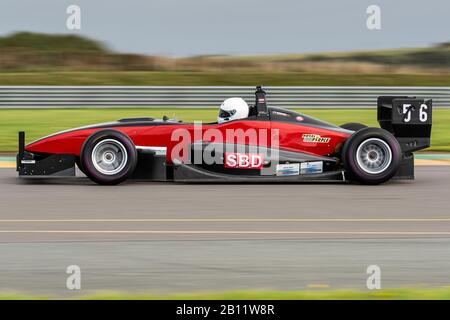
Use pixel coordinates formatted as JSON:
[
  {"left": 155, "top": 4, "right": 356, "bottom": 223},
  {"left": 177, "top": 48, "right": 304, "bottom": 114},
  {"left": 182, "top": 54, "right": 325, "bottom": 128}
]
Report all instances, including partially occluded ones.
[
  {"left": 0, "top": 0, "right": 448, "bottom": 86},
  {"left": 0, "top": 0, "right": 448, "bottom": 152}
]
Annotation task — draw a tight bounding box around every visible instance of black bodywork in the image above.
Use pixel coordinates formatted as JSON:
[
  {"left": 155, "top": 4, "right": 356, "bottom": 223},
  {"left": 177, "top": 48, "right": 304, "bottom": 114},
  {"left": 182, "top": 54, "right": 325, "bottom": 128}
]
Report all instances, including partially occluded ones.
[{"left": 378, "top": 96, "right": 432, "bottom": 179}]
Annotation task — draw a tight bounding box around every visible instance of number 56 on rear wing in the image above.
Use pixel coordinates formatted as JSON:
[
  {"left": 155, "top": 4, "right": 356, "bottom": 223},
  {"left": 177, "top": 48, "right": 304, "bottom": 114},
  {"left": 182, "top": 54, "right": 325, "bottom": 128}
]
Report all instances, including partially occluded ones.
[{"left": 377, "top": 96, "right": 432, "bottom": 179}]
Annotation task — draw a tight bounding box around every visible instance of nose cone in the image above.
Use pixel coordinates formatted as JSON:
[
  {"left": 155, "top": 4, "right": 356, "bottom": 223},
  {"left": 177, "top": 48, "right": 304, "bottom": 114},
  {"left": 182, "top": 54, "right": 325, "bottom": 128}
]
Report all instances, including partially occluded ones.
[{"left": 25, "top": 130, "right": 90, "bottom": 156}]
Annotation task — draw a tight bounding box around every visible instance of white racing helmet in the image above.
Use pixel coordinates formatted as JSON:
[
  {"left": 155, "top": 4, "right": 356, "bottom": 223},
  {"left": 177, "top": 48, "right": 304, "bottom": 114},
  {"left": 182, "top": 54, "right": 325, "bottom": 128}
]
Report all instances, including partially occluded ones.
[{"left": 217, "top": 97, "right": 249, "bottom": 124}]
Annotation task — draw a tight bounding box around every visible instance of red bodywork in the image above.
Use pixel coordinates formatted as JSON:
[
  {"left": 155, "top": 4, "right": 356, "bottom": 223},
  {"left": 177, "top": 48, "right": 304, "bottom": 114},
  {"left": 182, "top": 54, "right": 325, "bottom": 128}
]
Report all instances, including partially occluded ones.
[{"left": 25, "top": 119, "right": 351, "bottom": 164}]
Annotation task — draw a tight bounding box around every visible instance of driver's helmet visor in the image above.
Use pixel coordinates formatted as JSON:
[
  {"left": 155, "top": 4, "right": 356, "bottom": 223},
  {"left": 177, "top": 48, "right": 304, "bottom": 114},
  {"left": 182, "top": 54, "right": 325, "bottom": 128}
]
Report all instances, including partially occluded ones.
[{"left": 219, "top": 109, "right": 236, "bottom": 119}]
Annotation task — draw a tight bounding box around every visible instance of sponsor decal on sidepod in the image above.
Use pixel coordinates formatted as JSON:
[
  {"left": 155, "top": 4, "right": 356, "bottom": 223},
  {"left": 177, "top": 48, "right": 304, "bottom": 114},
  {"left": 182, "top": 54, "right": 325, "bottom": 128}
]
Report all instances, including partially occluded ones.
[
  {"left": 224, "top": 153, "right": 264, "bottom": 169},
  {"left": 302, "top": 134, "right": 331, "bottom": 143},
  {"left": 276, "top": 163, "right": 300, "bottom": 176},
  {"left": 300, "top": 161, "right": 323, "bottom": 174}
]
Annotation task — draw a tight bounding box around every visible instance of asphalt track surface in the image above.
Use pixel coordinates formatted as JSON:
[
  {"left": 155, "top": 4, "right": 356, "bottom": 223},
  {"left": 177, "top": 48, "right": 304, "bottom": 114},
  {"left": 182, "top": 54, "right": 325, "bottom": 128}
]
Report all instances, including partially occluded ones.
[{"left": 1, "top": 166, "right": 450, "bottom": 295}]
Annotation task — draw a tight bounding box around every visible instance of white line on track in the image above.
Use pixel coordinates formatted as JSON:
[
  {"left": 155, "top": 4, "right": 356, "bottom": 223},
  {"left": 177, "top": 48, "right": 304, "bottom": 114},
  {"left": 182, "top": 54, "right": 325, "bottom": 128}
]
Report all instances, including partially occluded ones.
[
  {"left": 1, "top": 218, "right": 450, "bottom": 223},
  {"left": 1, "top": 230, "right": 450, "bottom": 235}
]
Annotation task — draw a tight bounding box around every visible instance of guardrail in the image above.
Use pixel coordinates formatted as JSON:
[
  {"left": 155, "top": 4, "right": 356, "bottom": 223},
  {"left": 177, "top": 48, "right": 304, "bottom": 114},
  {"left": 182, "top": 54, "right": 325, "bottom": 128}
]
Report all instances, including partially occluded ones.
[{"left": 0, "top": 86, "right": 449, "bottom": 108}]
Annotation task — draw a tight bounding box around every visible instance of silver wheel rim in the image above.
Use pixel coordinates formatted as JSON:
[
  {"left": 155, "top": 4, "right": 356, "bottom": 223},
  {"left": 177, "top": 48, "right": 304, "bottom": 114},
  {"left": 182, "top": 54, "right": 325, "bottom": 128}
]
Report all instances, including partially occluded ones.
[
  {"left": 91, "top": 139, "right": 128, "bottom": 175},
  {"left": 356, "top": 138, "right": 392, "bottom": 174}
]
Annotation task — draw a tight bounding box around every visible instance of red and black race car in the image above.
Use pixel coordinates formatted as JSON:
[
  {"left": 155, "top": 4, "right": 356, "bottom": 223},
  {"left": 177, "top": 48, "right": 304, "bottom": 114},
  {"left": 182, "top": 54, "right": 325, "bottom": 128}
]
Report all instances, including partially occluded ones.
[{"left": 17, "top": 87, "right": 432, "bottom": 185}]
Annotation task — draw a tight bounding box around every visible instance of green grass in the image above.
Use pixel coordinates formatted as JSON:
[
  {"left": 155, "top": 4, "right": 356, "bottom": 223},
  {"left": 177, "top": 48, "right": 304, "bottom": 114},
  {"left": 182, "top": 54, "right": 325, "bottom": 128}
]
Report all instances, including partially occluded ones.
[
  {"left": 3, "top": 288, "right": 450, "bottom": 300},
  {"left": 0, "top": 108, "right": 449, "bottom": 152},
  {"left": 0, "top": 71, "right": 449, "bottom": 86},
  {"left": 212, "top": 43, "right": 450, "bottom": 67},
  {"left": 0, "top": 32, "right": 449, "bottom": 74},
  {"left": 0, "top": 32, "right": 107, "bottom": 53}
]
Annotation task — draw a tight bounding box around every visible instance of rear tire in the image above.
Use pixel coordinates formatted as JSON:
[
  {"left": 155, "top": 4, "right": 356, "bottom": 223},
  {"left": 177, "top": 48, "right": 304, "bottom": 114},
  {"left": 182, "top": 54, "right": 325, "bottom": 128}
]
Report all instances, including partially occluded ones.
[
  {"left": 80, "top": 130, "right": 137, "bottom": 185},
  {"left": 342, "top": 127, "right": 401, "bottom": 185},
  {"left": 340, "top": 122, "right": 368, "bottom": 132}
]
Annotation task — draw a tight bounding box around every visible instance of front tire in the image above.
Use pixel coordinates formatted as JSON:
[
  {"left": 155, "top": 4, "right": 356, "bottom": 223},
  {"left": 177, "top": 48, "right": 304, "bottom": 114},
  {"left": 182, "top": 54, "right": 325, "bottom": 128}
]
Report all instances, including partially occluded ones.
[
  {"left": 342, "top": 127, "right": 401, "bottom": 185},
  {"left": 80, "top": 130, "right": 137, "bottom": 185}
]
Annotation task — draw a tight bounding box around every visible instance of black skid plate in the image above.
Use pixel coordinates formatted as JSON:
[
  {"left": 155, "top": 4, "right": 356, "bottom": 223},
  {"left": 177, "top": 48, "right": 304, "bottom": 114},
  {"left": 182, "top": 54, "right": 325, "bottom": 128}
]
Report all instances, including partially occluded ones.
[
  {"left": 17, "top": 153, "right": 76, "bottom": 177},
  {"left": 173, "top": 163, "right": 346, "bottom": 183}
]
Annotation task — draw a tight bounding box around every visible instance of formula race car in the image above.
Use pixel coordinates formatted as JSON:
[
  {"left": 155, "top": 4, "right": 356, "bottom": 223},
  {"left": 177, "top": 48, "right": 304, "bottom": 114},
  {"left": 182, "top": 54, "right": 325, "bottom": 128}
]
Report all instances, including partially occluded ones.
[{"left": 17, "top": 87, "right": 432, "bottom": 185}]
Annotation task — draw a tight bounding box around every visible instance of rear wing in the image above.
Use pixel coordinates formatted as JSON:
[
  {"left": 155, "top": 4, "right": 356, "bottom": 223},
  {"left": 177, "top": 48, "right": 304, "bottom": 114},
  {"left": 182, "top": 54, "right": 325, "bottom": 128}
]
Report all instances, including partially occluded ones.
[{"left": 377, "top": 96, "right": 432, "bottom": 153}]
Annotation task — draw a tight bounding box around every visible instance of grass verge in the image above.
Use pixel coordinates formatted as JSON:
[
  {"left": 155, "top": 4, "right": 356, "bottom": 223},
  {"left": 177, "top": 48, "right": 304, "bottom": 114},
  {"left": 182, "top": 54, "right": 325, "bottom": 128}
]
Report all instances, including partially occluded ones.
[
  {"left": 0, "top": 108, "right": 449, "bottom": 152},
  {"left": 2, "top": 288, "right": 450, "bottom": 300}
]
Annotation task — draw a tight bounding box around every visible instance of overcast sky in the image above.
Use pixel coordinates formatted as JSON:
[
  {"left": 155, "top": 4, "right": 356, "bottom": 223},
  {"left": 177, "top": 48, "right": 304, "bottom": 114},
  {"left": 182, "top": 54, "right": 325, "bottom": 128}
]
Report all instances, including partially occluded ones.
[{"left": 0, "top": 0, "right": 448, "bottom": 56}]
